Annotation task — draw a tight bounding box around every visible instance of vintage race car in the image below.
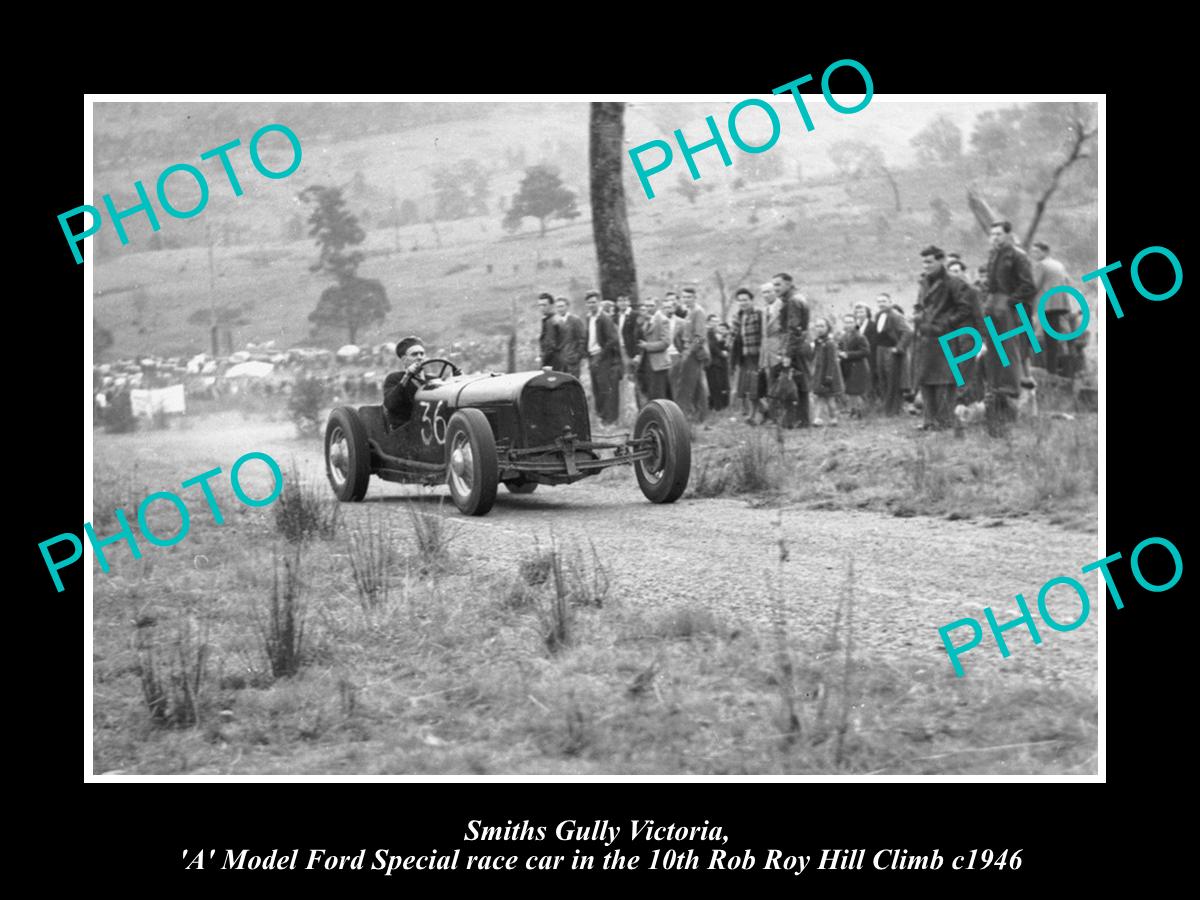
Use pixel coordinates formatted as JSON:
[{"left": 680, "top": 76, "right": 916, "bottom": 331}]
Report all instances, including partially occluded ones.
[{"left": 323, "top": 358, "right": 691, "bottom": 515}]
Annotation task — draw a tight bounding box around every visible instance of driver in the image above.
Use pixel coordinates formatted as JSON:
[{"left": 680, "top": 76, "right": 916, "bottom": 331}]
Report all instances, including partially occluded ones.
[{"left": 383, "top": 336, "right": 443, "bottom": 427}]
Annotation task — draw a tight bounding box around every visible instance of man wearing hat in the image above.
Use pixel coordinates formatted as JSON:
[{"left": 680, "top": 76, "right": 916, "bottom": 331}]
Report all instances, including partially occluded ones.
[
  {"left": 912, "top": 245, "right": 974, "bottom": 431},
  {"left": 383, "top": 336, "right": 437, "bottom": 427}
]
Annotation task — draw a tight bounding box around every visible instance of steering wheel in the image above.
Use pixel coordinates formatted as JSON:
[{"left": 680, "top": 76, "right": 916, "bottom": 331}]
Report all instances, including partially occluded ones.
[{"left": 413, "top": 357, "right": 461, "bottom": 382}]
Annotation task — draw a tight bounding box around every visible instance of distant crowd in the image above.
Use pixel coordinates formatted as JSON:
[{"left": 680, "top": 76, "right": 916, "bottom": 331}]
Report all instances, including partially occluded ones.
[{"left": 537, "top": 225, "right": 1087, "bottom": 435}]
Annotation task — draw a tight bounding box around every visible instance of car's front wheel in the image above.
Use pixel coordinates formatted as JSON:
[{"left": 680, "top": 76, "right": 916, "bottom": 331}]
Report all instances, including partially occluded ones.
[
  {"left": 633, "top": 400, "right": 691, "bottom": 503},
  {"left": 325, "top": 406, "right": 370, "bottom": 501},
  {"left": 445, "top": 409, "right": 499, "bottom": 516}
]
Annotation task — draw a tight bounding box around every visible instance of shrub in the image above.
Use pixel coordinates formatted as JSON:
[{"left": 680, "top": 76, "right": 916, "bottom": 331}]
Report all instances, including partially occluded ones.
[
  {"left": 653, "top": 607, "right": 724, "bottom": 640},
  {"left": 346, "top": 514, "right": 397, "bottom": 612},
  {"left": 288, "top": 377, "right": 327, "bottom": 437},
  {"left": 689, "top": 432, "right": 789, "bottom": 498},
  {"left": 255, "top": 547, "right": 307, "bottom": 679},
  {"left": 104, "top": 391, "right": 137, "bottom": 434},
  {"left": 136, "top": 616, "right": 209, "bottom": 728},
  {"left": 405, "top": 499, "right": 457, "bottom": 565},
  {"left": 274, "top": 468, "right": 341, "bottom": 543}
]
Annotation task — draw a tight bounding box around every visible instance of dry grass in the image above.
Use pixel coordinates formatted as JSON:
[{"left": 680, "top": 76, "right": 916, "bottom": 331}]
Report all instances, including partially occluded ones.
[
  {"left": 90, "top": 415, "right": 1096, "bottom": 776},
  {"left": 135, "top": 615, "right": 209, "bottom": 728},
  {"left": 345, "top": 512, "right": 398, "bottom": 612},
  {"left": 273, "top": 467, "right": 341, "bottom": 543},
  {"left": 404, "top": 499, "right": 459, "bottom": 570},
  {"left": 690, "top": 411, "right": 1097, "bottom": 529},
  {"left": 255, "top": 546, "right": 307, "bottom": 679}
]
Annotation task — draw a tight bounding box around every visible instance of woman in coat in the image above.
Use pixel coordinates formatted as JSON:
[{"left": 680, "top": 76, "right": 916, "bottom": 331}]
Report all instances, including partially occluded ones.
[
  {"left": 838, "top": 313, "right": 871, "bottom": 418},
  {"left": 811, "top": 317, "right": 845, "bottom": 426}
]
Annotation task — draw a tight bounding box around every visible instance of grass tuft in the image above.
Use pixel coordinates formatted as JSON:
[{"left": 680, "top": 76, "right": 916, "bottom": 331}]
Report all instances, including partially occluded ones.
[
  {"left": 255, "top": 546, "right": 307, "bottom": 679},
  {"left": 135, "top": 615, "right": 209, "bottom": 728},
  {"left": 274, "top": 467, "right": 340, "bottom": 543}
]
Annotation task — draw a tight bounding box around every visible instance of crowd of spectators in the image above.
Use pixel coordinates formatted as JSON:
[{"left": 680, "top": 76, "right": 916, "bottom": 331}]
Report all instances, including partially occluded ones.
[{"left": 535, "top": 230, "right": 1088, "bottom": 435}]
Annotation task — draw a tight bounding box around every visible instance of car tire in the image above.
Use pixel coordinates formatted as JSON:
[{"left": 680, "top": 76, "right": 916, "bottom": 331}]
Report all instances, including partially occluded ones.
[
  {"left": 504, "top": 479, "right": 538, "bottom": 494},
  {"left": 325, "top": 406, "right": 371, "bottom": 502},
  {"left": 445, "top": 408, "right": 499, "bottom": 516},
  {"left": 633, "top": 400, "right": 691, "bottom": 503}
]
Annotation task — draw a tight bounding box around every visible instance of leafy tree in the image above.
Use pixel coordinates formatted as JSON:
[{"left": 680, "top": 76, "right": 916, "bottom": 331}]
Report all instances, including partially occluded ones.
[
  {"left": 307, "top": 277, "right": 389, "bottom": 345},
  {"left": 399, "top": 198, "right": 420, "bottom": 225},
  {"left": 910, "top": 115, "right": 963, "bottom": 165},
  {"left": 299, "top": 185, "right": 365, "bottom": 283},
  {"left": 503, "top": 165, "right": 580, "bottom": 237},
  {"left": 94, "top": 322, "right": 114, "bottom": 356},
  {"left": 968, "top": 107, "right": 1023, "bottom": 174},
  {"left": 299, "top": 185, "right": 388, "bottom": 343},
  {"left": 432, "top": 168, "right": 472, "bottom": 221},
  {"left": 460, "top": 159, "right": 490, "bottom": 215},
  {"left": 432, "top": 159, "right": 490, "bottom": 220}
]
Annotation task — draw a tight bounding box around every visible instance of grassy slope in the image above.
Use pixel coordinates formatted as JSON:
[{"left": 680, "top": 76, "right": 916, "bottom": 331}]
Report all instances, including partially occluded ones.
[{"left": 93, "top": 103, "right": 1098, "bottom": 363}]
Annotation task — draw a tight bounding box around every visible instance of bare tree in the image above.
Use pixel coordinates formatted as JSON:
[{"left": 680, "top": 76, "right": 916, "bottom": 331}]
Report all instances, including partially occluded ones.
[
  {"left": 1023, "top": 115, "right": 1097, "bottom": 249},
  {"left": 589, "top": 103, "right": 639, "bottom": 302}
]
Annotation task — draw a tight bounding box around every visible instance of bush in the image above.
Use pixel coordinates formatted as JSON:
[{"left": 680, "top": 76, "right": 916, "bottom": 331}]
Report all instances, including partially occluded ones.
[
  {"left": 346, "top": 513, "right": 397, "bottom": 612},
  {"left": 136, "top": 616, "right": 209, "bottom": 728},
  {"left": 274, "top": 468, "right": 341, "bottom": 543},
  {"left": 104, "top": 391, "right": 137, "bottom": 434},
  {"left": 405, "top": 499, "right": 457, "bottom": 567},
  {"left": 289, "top": 377, "right": 328, "bottom": 437},
  {"left": 690, "top": 432, "right": 790, "bottom": 498},
  {"left": 255, "top": 546, "right": 307, "bottom": 679}
]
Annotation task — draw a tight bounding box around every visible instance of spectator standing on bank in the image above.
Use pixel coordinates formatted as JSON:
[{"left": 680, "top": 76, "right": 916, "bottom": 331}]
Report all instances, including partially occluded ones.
[
  {"left": 810, "top": 316, "right": 844, "bottom": 426},
  {"left": 1030, "top": 240, "right": 1077, "bottom": 377},
  {"left": 675, "top": 286, "right": 711, "bottom": 422},
  {"left": 947, "top": 258, "right": 986, "bottom": 404},
  {"left": 774, "top": 272, "right": 812, "bottom": 428},
  {"left": 854, "top": 301, "right": 878, "bottom": 404},
  {"left": 983, "top": 220, "right": 1037, "bottom": 435},
  {"left": 838, "top": 312, "right": 870, "bottom": 418},
  {"left": 555, "top": 296, "right": 587, "bottom": 378},
  {"left": 912, "top": 245, "right": 974, "bottom": 431},
  {"left": 730, "top": 288, "right": 765, "bottom": 422},
  {"left": 538, "top": 292, "right": 565, "bottom": 371},
  {"left": 873, "top": 292, "right": 912, "bottom": 416},
  {"left": 585, "top": 290, "right": 622, "bottom": 426},
  {"left": 636, "top": 295, "right": 673, "bottom": 402},
  {"left": 706, "top": 314, "right": 731, "bottom": 411}
]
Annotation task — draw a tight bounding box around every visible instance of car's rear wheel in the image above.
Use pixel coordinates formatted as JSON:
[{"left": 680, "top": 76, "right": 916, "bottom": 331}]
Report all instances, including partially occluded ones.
[
  {"left": 633, "top": 400, "right": 691, "bottom": 503},
  {"left": 445, "top": 409, "right": 498, "bottom": 516},
  {"left": 325, "top": 406, "right": 370, "bottom": 501},
  {"left": 504, "top": 479, "right": 538, "bottom": 494}
]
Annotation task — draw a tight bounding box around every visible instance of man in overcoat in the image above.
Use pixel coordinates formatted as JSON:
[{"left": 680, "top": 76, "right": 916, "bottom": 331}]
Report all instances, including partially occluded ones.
[{"left": 912, "top": 245, "right": 974, "bottom": 430}]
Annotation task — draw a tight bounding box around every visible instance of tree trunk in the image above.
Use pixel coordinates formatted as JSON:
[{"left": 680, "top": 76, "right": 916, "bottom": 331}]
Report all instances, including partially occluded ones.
[
  {"left": 538, "top": 217, "right": 546, "bottom": 238},
  {"left": 589, "top": 102, "right": 639, "bottom": 303}
]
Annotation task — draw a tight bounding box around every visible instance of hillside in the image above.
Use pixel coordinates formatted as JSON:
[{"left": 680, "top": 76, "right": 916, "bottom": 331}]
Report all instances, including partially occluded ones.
[{"left": 91, "top": 101, "right": 1098, "bottom": 360}]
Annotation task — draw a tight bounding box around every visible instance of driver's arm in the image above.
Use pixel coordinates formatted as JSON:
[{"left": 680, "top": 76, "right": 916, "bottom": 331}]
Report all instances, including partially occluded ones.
[{"left": 383, "top": 368, "right": 422, "bottom": 420}]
